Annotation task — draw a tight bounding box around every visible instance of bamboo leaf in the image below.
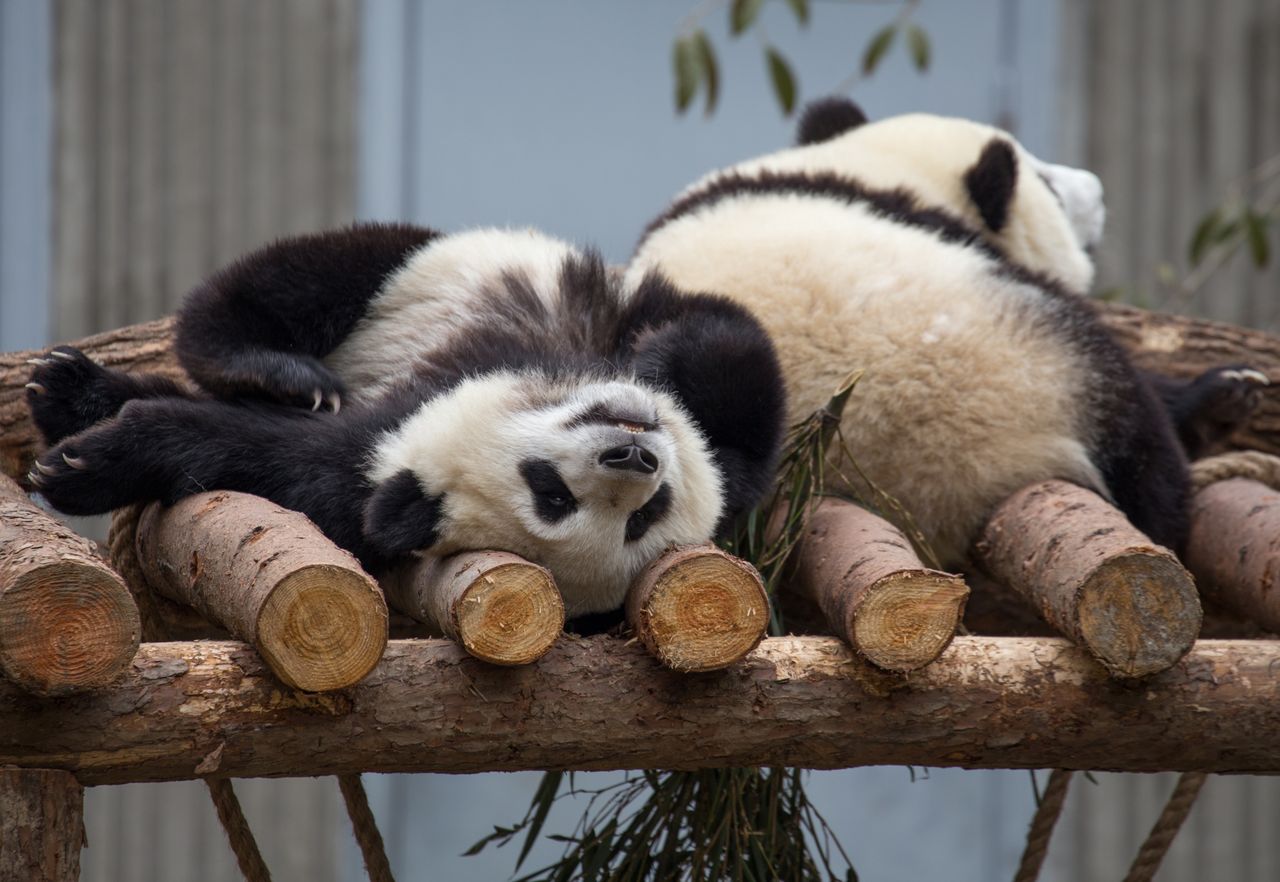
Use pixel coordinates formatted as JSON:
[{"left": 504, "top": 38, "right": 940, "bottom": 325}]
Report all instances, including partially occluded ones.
[
  {"left": 1245, "top": 209, "right": 1271, "bottom": 267},
  {"left": 906, "top": 24, "right": 930, "bottom": 71},
  {"left": 766, "top": 47, "right": 798, "bottom": 116},
  {"left": 785, "top": 0, "right": 810, "bottom": 26},
  {"left": 1189, "top": 208, "right": 1223, "bottom": 266},
  {"left": 861, "top": 25, "right": 897, "bottom": 76},
  {"left": 517, "top": 771, "right": 564, "bottom": 869},
  {"left": 693, "top": 30, "right": 720, "bottom": 117},
  {"left": 673, "top": 36, "right": 701, "bottom": 114},
  {"left": 731, "top": 0, "right": 765, "bottom": 35}
]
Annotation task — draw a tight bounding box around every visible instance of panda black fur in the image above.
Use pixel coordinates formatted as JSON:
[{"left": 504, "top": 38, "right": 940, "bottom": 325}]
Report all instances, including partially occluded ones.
[
  {"left": 628, "top": 99, "right": 1260, "bottom": 569},
  {"left": 26, "top": 225, "right": 786, "bottom": 618}
]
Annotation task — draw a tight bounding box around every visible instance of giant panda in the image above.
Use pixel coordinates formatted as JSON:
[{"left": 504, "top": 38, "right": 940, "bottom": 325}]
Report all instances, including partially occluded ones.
[
  {"left": 626, "top": 99, "right": 1263, "bottom": 569},
  {"left": 25, "top": 225, "right": 787, "bottom": 619}
]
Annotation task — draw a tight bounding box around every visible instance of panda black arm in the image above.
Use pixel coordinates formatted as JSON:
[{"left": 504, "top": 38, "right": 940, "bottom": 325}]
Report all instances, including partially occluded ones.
[
  {"left": 620, "top": 274, "right": 787, "bottom": 526},
  {"left": 176, "top": 223, "right": 439, "bottom": 408}
]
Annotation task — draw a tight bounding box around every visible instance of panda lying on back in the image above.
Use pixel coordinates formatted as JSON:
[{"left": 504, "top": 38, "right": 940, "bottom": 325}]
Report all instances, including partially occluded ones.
[
  {"left": 628, "top": 98, "right": 1265, "bottom": 568},
  {"left": 25, "top": 226, "right": 786, "bottom": 619}
]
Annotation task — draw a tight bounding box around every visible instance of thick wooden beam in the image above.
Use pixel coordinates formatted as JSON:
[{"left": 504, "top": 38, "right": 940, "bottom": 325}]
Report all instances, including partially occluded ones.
[
  {"left": 2, "top": 636, "right": 1280, "bottom": 784},
  {"left": 0, "top": 769, "right": 84, "bottom": 882}
]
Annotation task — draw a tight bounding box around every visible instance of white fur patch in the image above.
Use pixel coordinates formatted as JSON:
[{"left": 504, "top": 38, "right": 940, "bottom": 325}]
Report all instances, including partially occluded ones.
[
  {"left": 629, "top": 186, "right": 1107, "bottom": 568},
  {"left": 369, "top": 372, "right": 724, "bottom": 615},
  {"left": 328, "top": 228, "right": 577, "bottom": 398}
]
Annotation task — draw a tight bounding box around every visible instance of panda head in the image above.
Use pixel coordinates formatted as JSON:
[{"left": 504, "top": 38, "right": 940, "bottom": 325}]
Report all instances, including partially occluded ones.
[
  {"left": 364, "top": 370, "right": 723, "bottom": 615},
  {"left": 784, "top": 98, "right": 1104, "bottom": 293}
]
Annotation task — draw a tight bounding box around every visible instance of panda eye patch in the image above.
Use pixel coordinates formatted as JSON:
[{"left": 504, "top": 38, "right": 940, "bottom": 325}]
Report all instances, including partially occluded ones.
[
  {"left": 520, "top": 458, "right": 578, "bottom": 523},
  {"left": 625, "top": 482, "right": 672, "bottom": 542}
]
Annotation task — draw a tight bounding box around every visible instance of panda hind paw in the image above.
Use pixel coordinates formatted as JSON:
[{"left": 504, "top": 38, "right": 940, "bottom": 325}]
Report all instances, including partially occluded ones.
[{"left": 25, "top": 346, "right": 124, "bottom": 444}]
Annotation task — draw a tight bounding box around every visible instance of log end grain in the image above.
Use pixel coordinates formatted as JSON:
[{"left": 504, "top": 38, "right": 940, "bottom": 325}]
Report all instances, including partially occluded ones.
[
  {"left": 1076, "top": 552, "right": 1202, "bottom": 679},
  {"left": 453, "top": 560, "right": 564, "bottom": 666},
  {"left": 851, "top": 571, "right": 969, "bottom": 672},
  {"left": 255, "top": 564, "right": 388, "bottom": 692},
  {"left": 0, "top": 561, "right": 140, "bottom": 696},
  {"left": 626, "top": 546, "right": 769, "bottom": 673}
]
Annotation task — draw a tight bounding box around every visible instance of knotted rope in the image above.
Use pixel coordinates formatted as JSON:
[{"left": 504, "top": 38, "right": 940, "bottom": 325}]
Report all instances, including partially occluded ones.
[
  {"left": 1011, "top": 769, "right": 1073, "bottom": 882},
  {"left": 1122, "top": 772, "right": 1208, "bottom": 882},
  {"left": 339, "top": 774, "right": 398, "bottom": 882},
  {"left": 1190, "top": 449, "right": 1280, "bottom": 492},
  {"left": 107, "top": 503, "right": 167, "bottom": 641}
]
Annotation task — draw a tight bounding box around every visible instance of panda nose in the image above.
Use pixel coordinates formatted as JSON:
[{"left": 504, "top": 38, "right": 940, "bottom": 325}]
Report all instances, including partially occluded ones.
[{"left": 598, "top": 443, "right": 659, "bottom": 474}]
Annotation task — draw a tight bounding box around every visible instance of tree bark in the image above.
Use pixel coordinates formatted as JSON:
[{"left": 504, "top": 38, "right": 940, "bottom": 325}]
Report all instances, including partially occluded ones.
[
  {"left": 1184, "top": 478, "right": 1280, "bottom": 633},
  {"left": 0, "top": 769, "right": 84, "bottom": 882},
  {"left": 788, "top": 498, "right": 968, "bottom": 671},
  {"left": 0, "top": 317, "right": 183, "bottom": 483},
  {"left": 381, "top": 551, "right": 563, "bottom": 666},
  {"left": 625, "top": 545, "right": 768, "bottom": 672},
  {"left": 0, "top": 475, "right": 140, "bottom": 696},
  {"left": 973, "top": 480, "right": 1202, "bottom": 678},
  {"left": 135, "top": 492, "right": 387, "bottom": 692},
  {"left": 4, "top": 304, "right": 1280, "bottom": 483},
  {"left": 3, "top": 636, "right": 1280, "bottom": 783}
]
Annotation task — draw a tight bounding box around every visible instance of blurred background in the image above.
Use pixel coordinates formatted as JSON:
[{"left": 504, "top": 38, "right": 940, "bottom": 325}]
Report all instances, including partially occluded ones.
[{"left": 1, "top": 1, "right": 1278, "bottom": 880}]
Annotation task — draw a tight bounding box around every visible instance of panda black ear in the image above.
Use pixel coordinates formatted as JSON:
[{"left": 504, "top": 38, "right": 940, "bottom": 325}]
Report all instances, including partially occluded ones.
[
  {"left": 362, "top": 469, "right": 445, "bottom": 557},
  {"left": 964, "top": 138, "right": 1019, "bottom": 232},
  {"left": 796, "top": 97, "right": 868, "bottom": 146}
]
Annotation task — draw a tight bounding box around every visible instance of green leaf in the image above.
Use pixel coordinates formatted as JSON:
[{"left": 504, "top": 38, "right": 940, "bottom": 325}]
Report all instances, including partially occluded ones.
[
  {"left": 516, "top": 771, "right": 563, "bottom": 870},
  {"left": 731, "top": 0, "right": 765, "bottom": 35},
  {"left": 693, "top": 30, "right": 719, "bottom": 117},
  {"left": 673, "top": 36, "right": 701, "bottom": 114},
  {"left": 463, "top": 824, "right": 520, "bottom": 856},
  {"left": 785, "top": 0, "right": 810, "bottom": 26},
  {"left": 1245, "top": 209, "right": 1271, "bottom": 267},
  {"left": 906, "top": 24, "right": 930, "bottom": 71},
  {"left": 861, "top": 25, "right": 897, "bottom": 76},
  {"left": 1189, "top": 208, "right": 1223, "bottom": 266},
  {"left": 766, "top": 47, "right": 798, "bottom": 116}
]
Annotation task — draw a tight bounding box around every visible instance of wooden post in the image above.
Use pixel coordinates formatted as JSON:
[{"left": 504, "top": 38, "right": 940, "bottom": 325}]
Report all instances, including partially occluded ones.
[
  {"left": 135, "top": 491, "right": 387, "bottom": 691},
  {"left": 789, "top": 498, "right": 968, "bottom": 672},
  {"left": 381, "top": 551, "right": 563, "bottom": 666},
  {"left": 974, "top": 480, "right": 1202, "bottom": 678},
  {"left": 0, "top": 475, "right": 139, "bottom": 695},
  {"left": 0, "top": 768, "right": 84, "bottom": 882},
  {"left": 625, "top": 545, "right": 768, "bottom": 672},
  {"left": 1184, "top": 477, "right": 1280, "bottom": 633}
]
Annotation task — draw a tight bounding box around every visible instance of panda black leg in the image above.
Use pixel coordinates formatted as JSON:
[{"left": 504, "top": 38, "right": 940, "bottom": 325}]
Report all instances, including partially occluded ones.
[
  {"left": 1145, "top": 365, "right": 1269, "bottom": 460},
  {"left": 29, "top": 397, "right": 389, "bottom": 566},
  {"left": 25, "top": 346, "right": 189, "bottom": 445}
]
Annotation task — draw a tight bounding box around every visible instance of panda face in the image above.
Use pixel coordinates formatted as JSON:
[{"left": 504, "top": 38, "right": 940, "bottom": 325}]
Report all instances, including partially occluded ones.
[{"left": 367, "top": 371, "right": 723, "bottom": 615}]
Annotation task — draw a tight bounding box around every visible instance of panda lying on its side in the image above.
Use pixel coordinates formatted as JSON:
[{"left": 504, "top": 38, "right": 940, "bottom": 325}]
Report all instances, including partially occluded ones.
[
  {"left": 25, "top": 227, "right": 786, "bottom": 620},
  {"left": 627, "top": 98, "right": 1265, "bottom": 570}
]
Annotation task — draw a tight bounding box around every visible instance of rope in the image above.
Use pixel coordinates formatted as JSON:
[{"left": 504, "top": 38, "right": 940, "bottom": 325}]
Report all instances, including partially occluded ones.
[
  {"left": 205, "top": 778, "right": 273, "bottom": 882},
  {"left": 1190, "top": 450, "right": 1280, "bottom": 493},
  {"left": 1121, "top": 772, "right": 1208, "bottom": 882},
  {"left": 339, "top": 773, "right": 398, "bottom": 882},
  {"left": 1012, "top": 769, "right": 1073, "bottom": 882},
  {"left": 107, "top": 504, "right": 168, "bottom": 641}
]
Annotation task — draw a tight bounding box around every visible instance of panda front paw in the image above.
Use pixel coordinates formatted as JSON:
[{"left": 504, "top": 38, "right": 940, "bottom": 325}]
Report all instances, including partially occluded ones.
[
  {"left": 25, "top": 346, "right": 126, "bottom": 444},
  {"left": 27, "top": 419, "right": 155, "bottom": 515}
]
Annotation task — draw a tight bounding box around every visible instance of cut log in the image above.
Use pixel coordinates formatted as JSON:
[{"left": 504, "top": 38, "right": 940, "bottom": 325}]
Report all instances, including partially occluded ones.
[
  {"left": 381, "top": 551, "right": 563, "bottom": 665},
  {"left": 134, "top": 491, "right": 387, "bottom": 691},
  {"left": 0, "top": 769, "right": 84, "bottom": 882},
  {"left": 0, "top": 317, "right": 182, "bottom": 483},
  {"left": 0, "top": 475, "right": 140, "bottom": 695},
  {"left": 5, "top": 636, "right": 1280, "bottom": 783},
  {"left": 625, "top": 545, "right": 769, "bottom": 672},
  {"left": 788, "top": 498, "right": 968, "bottom": 671},
  {"left": 973, "top": 480, "right": 1202, "bottom": 679},
  {"left": 5, "top": 304, "right": 1280, "bottom": 485},
  {"left": 1184, "top": 477, "right": 1280, "bottom": 633}
]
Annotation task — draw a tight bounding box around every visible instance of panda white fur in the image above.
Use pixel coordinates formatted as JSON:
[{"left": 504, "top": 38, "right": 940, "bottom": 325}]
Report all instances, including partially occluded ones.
[
  {"left": 25, "top": 226, "right": 786, "bottom": 619},
  {"left": 627, "top": 99, "right": 1253, "bottom": 569}
]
